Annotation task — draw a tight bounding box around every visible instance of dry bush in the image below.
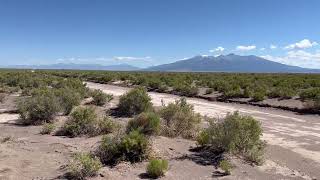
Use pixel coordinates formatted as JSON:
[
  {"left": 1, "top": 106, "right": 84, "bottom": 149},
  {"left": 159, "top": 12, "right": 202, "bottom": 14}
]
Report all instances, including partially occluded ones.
[
  {"left": 62, "top": 107, "right": 117, "bottom": 137},
  {"left": 159, "top": 98, "right": 201, "bottom": 139},
  {"left": 67, "top": 153, "right": 102, "bottom": 180},
  {"left": 126, "top": 112, "right": 160, "bottom": 135},
  {"left": 40, "top": 123, "right": 56, "bottom": 135},
  {"left": 197, "top": 111, "right": 265, "bottom": 165},
  {"left": 97, "top": 130, "right": 150, "bottom": 165},
  {"left": 91, "top": 89, "right": 113, "bottom": 106},
  {"left": 118, "top": 87, "right": 153, "bottom": 116},
  {"left": 18, "top": 91, "right": 61, "bottom": 125}
]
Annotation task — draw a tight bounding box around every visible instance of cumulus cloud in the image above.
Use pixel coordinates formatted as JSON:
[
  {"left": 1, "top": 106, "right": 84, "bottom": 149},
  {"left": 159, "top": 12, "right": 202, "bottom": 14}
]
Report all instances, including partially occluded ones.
[
  {"left": 284, "top": 39, "right": 318, "bottom": 50},
  {"left": 261, "top": 50, "right": 320, "bottom": 68},
  {"left": 270, "top": 44, "right": 277, "bottom": 49},
  {"left": 236, "top": 45, "right": 256, "bottom": 51},
  {"left": 113, "top": 56, "right": 152, "bottom": 61},
  {"left": 209, "top": 46, "right": 225, "bottom": 53}
]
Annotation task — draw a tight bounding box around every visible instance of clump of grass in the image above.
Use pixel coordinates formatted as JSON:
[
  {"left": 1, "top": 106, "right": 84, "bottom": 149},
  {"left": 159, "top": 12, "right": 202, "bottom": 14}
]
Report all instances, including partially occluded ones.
[
  {"left": 117, "top": 87, "right": 153, "bottom": 116},
  {"left": 40, "top": 123, "right": 56, "bottom": 135},
  {"left": 91, "top": 89, "right": 113, "bottom": 106},
  {"left": 146, "top": 159, "right": 169, "bottom": 178},
  {"left": 126, "top": 112, "right": 160, "bottom": 135},
  {"left": 219, "top": 159, "right": 232, "bottom": 175},
  {"left": 159, "top": 98, "right": 201, "bottom": 139},
  {"left": 68, "top": 153, "right": 102, "bottom": 180}
]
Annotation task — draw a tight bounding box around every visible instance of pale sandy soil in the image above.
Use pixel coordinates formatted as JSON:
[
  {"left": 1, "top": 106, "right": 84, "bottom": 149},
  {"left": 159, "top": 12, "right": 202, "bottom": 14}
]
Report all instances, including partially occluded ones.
[
  {"left": 0, "top": 83, "right": 319, "bottom": 179},
  {"left": 86, "top": 82, "right": 320, "bottom": 179}
]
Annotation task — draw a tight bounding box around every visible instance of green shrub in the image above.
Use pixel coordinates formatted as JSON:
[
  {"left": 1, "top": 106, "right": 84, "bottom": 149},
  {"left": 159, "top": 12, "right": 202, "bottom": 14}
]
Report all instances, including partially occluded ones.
[
  {"left": 159, "top": 98, "right": 201, "bottom": 139},
  {"left": 97, "top": 130, "right": 149, "bottom": 165},
  {"left": 18, "top": 91, "right": 61, "bottom": 125},
  {"left": 268, "top": 86, "right": 296, "bottom": 99},
  {"left": 300, "top": 88, "right": 320, "bottom": 100},
  {"left": 146, "top": 159, "right": 169, "bottom": 178},
  {"left": 92, "top": 89, "right": 113, "bottom": 106},
  {"left": 118, "top": 87, "right": 153, "bottom": 116},
  {"left": 62, "top": 107, "right": 117, "bottom": 137},
  {"left": 62, "top": 107, "right": 97, "bottom": 137},
  {"left": 68, "top": 153, "right": 102, "bottom": 179},
  {"left": 252, "top": 91, "right": 265, "bottom": 102},
  {"left": 96, "top": 135, "right": 123, "bottom": 165},
  {"left": 55, "top": 88, "right": 81, "bottom": 115},
  {"left": 98, "top": 117, "right": 120, "bottom": 135},
  {"left": 243, "top": 87, "right": 253, "bottom": 98},
  {"left": 196, "top": 131, "right": 210, "bottom": 146},
  {"left": 126, "top": 112, "right": 160, "bottom": 135},
  {"left": 219, "top": 159, "right": 232, "bottom": 175},
  {"left": 197, "top": 112, "right": 264, "bottom": 165},
  {"left": 174, "top": 84, "right": 198, "bottom": 97},
  {"left": 223, "top": 87, "right": 242, "bottom": 99},
  {"left": 40, "top": 123, "right": 56, "bottom": 135},
  {"left": 119, "top": 130, "right": 150, "bottom": 163}
]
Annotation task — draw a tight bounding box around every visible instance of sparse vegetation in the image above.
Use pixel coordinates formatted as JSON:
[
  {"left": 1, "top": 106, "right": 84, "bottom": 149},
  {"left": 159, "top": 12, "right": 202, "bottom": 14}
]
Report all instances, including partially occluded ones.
[
  {"left": 118, "top": 87, "right": 153, "bottom": 116},
  {"left": 40, "top": 123, "right": 56, "bottom": 135},
  {"left": 126, "top": 112, "right": 160, "bottom": 135},
  {"left": 97, "top": 130, "right": 150, "bottom": 165},
  {"left": 219, "top": 159, "right": 232, "bottom": 175},
  {"left": 197, "top": 112, "right": 265, "bottom": 165},
  {"left": 91, "top": 89, "right": 113, "bottom": 106},
  {"left": 55, "top": 88, "right": 81, "bottom": 115},
  {"left": 62, "top": 107, "right": 98, "bottom": 137},
  {"left": 68, "top": 153, "right": 102, "bottom": 180},
  {"left": 18, "top": 90, "right": 61, "bottom": 125},
  {"left": 146, "top": 159, "right": 169, "bottom": 178},
  {"left": 62, "top": 107, "right": 116, "bottom": 137},
  {"left": 159, "top": 98, "right": 201, "bottom": 138}
]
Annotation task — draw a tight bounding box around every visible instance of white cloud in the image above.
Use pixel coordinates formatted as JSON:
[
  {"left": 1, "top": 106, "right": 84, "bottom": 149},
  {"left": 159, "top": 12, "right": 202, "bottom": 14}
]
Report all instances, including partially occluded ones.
[
  {"left": 113, "top": 56, "right": 152, "bottom": 61},
  {"left": 261, "top": 50, "right": 320, "bottom": 68},
  {"left": 209, "top": 46, "right": 225, "bottom": 53},
  {"left": 260, "top": 48, "right": 266, "bottom": 51},
  {"left": 284, "top": 39, "right": 318, "bottom": 50},
  {"left": 270, "top": 44, "right": 277, "bottom": 49},
  {"left": 236, "top": 45, "right": 256, "bottom": 51}
]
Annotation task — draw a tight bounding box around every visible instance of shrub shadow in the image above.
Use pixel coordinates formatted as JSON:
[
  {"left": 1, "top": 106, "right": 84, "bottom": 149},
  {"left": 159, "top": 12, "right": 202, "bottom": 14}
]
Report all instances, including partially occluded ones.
[{"left": 174, "top": 146, "right": 223, "bottom": 167}]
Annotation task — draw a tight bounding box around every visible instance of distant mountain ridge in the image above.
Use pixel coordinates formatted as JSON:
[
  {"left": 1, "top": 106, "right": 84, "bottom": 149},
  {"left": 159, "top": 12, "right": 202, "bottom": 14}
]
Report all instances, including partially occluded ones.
[
  {"left": 2, "top": 54, "right": 320, "bottom": 73},
  {"left": 145, "top": 54, "right": 320, "bottom": 73},
  {"left": 4, "top": 63, "right": 140, "bottom": 71}
]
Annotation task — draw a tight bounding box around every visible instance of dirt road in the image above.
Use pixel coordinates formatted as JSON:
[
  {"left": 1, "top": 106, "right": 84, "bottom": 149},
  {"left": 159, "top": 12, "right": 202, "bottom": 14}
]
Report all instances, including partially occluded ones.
[{"left": 87, "top": 82, "right": 320, "bottom": 179}]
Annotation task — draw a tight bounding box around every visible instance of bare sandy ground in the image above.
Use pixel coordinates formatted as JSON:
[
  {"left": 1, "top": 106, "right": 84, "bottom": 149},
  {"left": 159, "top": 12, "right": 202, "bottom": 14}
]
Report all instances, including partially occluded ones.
[
  {"left": 86, "top": 82, "right": 320, "bottom": 179},
  {"left": 0, "top": 84, "right": 319, "bottom": 179}
]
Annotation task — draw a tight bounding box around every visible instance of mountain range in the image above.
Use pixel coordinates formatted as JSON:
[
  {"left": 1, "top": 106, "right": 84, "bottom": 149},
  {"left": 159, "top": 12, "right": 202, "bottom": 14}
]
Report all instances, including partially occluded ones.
[
  {"left": 146, "top": 54, "right": 320, "bottom": 73},
  {"left": 2, "top": 54, "right": 320, "bottom": 73},
  {"left": 4, "top": 63, "right": 140, "bottom": 71}
]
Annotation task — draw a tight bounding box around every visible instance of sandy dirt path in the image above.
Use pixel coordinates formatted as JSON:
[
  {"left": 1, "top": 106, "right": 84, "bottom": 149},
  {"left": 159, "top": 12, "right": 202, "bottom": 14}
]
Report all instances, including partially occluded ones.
[{"left": 87, "top": 82, "right": 320, "bottom": 179}]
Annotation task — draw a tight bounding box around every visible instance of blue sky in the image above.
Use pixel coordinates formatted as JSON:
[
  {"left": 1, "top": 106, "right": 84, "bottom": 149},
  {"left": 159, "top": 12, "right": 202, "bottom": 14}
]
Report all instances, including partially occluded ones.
[{"left": 0, "top": 0, "right": 320, "bottom": 68}]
